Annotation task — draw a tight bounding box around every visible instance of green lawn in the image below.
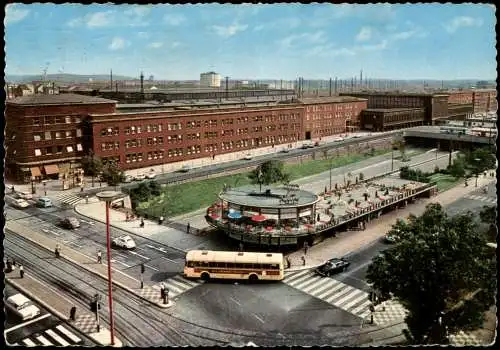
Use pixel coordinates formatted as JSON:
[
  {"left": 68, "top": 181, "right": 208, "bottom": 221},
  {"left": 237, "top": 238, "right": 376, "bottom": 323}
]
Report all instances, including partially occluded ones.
[
  {"left": 428, "top": 173, "right": 463, "bottom": 192},
  {"left": 136, "top": 148, "right": 391, "bottom": 218}
]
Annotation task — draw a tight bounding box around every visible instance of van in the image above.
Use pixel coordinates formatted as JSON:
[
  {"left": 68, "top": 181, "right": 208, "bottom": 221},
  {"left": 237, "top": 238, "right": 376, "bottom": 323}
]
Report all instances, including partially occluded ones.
[
  {"left": 6, "top": 293, "right": 41, "bottom": 320},
  {"left": 36, "top": 197, "right": 53, "bottom": 208}
]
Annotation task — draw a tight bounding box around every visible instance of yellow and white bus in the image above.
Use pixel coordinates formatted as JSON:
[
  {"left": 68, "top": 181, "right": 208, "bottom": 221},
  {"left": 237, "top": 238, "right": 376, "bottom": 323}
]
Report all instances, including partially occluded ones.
[{"left": 183, "top": 250, "right": 284, "bottom": 281}]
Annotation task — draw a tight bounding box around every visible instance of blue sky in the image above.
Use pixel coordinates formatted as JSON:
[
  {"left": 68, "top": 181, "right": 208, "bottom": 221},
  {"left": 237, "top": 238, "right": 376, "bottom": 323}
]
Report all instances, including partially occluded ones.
[{"left": 5, "top": 3, "right": 496, "bottom": 80}]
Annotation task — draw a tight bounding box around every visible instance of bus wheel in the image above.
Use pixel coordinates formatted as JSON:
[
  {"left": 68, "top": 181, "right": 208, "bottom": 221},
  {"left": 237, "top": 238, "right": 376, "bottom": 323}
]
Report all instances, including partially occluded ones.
[
  {"left": 201, "top": 272, "right": 210, "bottom": 281},
  {"left": 249, "top": 274, "right": 258, "bottom": 282}
]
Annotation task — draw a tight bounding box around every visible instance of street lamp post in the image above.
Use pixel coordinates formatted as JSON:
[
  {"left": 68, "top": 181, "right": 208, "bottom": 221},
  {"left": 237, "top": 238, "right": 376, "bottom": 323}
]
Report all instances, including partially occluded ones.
[
  {"left": 96, "top": 190, "right": 122, "bottom": 346},
  {"left": 42, "top": 180, "right": 47, "bottom": 196},
  {"left": 31, "top": 176, "right": 37, "bottom": 194},
  {"left": 391, "top": 149, "right": 394, "bottom": 172},
  {"left": 329, "top": 157, "right": 332, "bottom": 191}
]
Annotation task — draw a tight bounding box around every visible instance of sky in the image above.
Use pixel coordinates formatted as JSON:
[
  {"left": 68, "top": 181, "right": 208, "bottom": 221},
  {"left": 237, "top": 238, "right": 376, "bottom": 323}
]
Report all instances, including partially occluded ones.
[{"left": 4, "top": 3, "right": 497, "bottom": 80}]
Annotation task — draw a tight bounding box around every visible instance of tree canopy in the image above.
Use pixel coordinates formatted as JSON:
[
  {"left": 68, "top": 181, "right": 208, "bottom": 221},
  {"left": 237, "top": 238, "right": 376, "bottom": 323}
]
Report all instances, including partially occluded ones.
[
  {"left": 101, "top": 161, "right": 125, "bottom": 186},
  {"left": 366, "top": 203, "right": 496, "bottom": 344},
  {"left": 248, "top": 160, "right": 290, "bottom": 186},
  {"left": 81, "top": 154, "right": 103, "bottom": 176},
  {"left": 464, "top": 147, "right": 496, "bottom": 174}
]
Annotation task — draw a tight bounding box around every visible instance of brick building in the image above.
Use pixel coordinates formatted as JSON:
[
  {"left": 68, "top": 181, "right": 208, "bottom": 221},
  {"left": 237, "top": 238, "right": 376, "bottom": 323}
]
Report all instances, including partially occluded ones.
[
  {"left": 297, "top": 97, "right": 367, "bottom": 139},
  {"left": 340, "top": 91, "right": 449, "bottom": 126},
  {"left": 5, "top": 94, "right": 116, "bottom": 182},
  {"left": 446, "top": 89, "right": 497, "bottom": 114},
  {"left": 360, "top": 108, "right": 425, "bottom": 131}
]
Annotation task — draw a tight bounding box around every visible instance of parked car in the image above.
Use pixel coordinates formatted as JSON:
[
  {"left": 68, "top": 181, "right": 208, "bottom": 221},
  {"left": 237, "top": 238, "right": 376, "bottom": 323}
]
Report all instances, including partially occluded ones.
[
  {"left": 179, "top": 165, "right": 191, "bottom": 172},
  {"left": 243, "top": 154, "right": 253, "bottom": 160},
  {"left": 314, "top": 258, "right": 350, "bottom": 276},
  {"left": 6, "top": 293, "right": 41, "bottom": 320},
  {"left": 16, "top": 191, "right": 33, "bottom": 200},
  {"left": 301, "top": 142, "right": 314, "bottom": 149},
  {"left": 13, "top": 199, "right": 30, "bottom": 209},
  {"left": 134, "top": 174, "right": 146, "bottom": 181},
  {"left": 123, "top": 175, "right": 134, "bottom": 183},
  {"left": 59, "top": 217, "right": 81, "bottom": 229},
  {"left": 279, "top": 148, "right": 290, "bottom": 153},
  {"left": 36, "top": 197, "right": 53, "bottom": 208},
  {"left": 112, "top": 235, "right": 136, "bottom": 249},
  {"left": 146, "top": 170, "right": 157, "bottom": 179}
]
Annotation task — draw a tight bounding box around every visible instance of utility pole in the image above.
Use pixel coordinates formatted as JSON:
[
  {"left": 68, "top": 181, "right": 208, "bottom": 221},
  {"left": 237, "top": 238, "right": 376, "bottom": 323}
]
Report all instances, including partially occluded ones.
[
  {"left": 329, "top": 77, "right": 332, "bottom": 97},
  {"left": 334, "top": 77, "right": 338, "bottom": 94}
]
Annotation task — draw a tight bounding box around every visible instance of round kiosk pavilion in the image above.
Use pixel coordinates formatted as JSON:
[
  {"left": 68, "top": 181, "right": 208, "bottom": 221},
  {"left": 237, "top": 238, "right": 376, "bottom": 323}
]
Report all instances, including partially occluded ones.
[{"left": 205, "top": 184, "right": 321, "bottom": 248}]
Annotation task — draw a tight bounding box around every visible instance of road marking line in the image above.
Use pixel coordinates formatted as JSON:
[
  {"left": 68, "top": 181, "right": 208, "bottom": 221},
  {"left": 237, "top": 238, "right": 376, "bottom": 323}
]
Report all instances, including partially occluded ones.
[
  {"left": 4, "top": 313, "right": 51, "bottom": 333},
  {"left": 45, "top": 329, "right": 70, "bottom": 346},
  {"left": 146, "top": 244, "right": 167, "bottom": 253},
  {"left": 144, "top": 263, "right": 159, "bottom": 271},
  {"left": 114, "top": 260, "right": 131, "bottom": 268},
  {"left": 160, "top": 256, "right": 181, "bottom": 264},
  {"left": 253, "top": 314, "right": 265, "bottom": 323},
  {"left": 129, "top": 251, "right": 149, "bottom": 259},
  {"left": 22, "top": 338, "right": 37, "bottom": 346},
  {"left": 230, "top": 297, "right": 241, "bottom": 306},
  {"left": 56, "top": 324, "right": 82, "bottom": 343},
  {"left": 112, "top": 252, "right": 128, "bottom": 259},
  {"left": 36, "top": 334, "right": 53, "bottom": 346}
]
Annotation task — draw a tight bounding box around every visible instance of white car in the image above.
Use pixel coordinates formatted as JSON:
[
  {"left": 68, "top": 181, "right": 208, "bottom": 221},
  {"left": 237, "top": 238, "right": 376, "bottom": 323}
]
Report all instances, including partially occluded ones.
[
  {"left": 16, "top": 191, "right": 33, "bottom": 200},
  {"left": 146, "top": 171, "right": 156, "bottom": 179},
  {"left": 112, "top": 235, "right": 136, "bottom": 249},
  {"left": 6, "top": 293, "right": 41, "bottom": 321},
  {"left": 243, "top": 154, "right": 253, "bottom": 160},
  {"left": 13, "top": 199, "right": 30, "bottom": 209},
  {"left": 179, "top": 165, "right": 191, "bottom": 172},
  {"left": 123, "top": 175, "right": 134, "bottom": 183},
  {"left": 134, "top": 174, "right": 146, "bottom": 181}
]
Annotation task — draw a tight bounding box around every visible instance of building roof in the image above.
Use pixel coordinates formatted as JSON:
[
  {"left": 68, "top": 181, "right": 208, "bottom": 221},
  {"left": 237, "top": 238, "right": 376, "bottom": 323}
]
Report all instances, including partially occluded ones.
[
  {"left": 298, "top": 96, "right": 367, "bottom": 104},
  {"left": 362, "top": 107, "right": 425, "bottom": 113},
  {"left": 340, "top": 91, "right": 449, "bottom": 97},
  {"left": 8, "top": 93, "right": 116, "bottom": 106}
]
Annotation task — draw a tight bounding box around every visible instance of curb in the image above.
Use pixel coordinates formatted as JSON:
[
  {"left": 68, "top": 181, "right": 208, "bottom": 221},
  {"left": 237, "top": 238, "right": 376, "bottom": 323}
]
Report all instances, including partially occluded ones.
[
  {"left": 73, "top": 203, "right": 187, "bottom": 254},
  {"left": 5, "top": 276, "right": 121, "bottom": 347},
  {"left": 6, "top": 224, "right": 175, "bottom": 312}
]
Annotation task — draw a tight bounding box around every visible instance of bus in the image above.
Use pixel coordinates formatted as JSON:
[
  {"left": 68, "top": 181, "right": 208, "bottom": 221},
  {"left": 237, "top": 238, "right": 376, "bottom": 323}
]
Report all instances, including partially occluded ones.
[
  {"left": 183, "top": 250, "right": 284, "bottom": 281},
  {"left": 439, "top": 125, "right": 468, "bottom": 135}
]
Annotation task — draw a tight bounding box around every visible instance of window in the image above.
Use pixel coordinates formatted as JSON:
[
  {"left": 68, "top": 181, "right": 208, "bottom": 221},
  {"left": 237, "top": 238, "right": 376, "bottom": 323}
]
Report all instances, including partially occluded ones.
[
  {"left": 137, "top": 126, "right": 142, "bottom": 134},
  {"left": 55, "top": 132, "right": 62, "bottom": 139},
  {"left": 65, "top": 116, "right": 72, "bottom": 123},
  {"left": 66, "top": 130, "right": 72, "bottom": 138},
  {"left": 55, "top": 116, "right": 64, "bottom": 124},
  {"left": 45, "top": 117, "right": 53, "bottom": 125},
  {"left": 158, "top": 124, "right": 162, "bottom": 132},
  {"left": 56, "top": 146, "right": 63, "bottom": 153},
  {"left": 34, "top": 149, "right": 42, "bottom": 156},
  {"left": 77, "top": 144, "right": 83, "bottom": 151},
  {"left": 33, "top": 118, "right": 41, "bottom": 126},
  {"left": 74, "top": 116, "right": 81, "bottom": 123},
  {"left": 66, "top": 146, "right": 74, "bottom": 152},
  {"left": 46, "top": 147, "right": 53, "bottom": 155},
  {"left": 45, "top": 131, "right": 51, "bottom": 140},
  {"left": 34, "top": 134, "right": 41, "bottom": 141}
]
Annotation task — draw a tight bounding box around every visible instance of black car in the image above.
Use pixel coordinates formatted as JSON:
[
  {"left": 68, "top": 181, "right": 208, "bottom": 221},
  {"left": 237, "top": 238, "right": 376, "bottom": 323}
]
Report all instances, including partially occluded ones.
[
  {"left": 59, "top": 217, "right": 81, "bottom": 229},
  {"left": 314, "top": 258, "right": 350, "bottom": 276}
]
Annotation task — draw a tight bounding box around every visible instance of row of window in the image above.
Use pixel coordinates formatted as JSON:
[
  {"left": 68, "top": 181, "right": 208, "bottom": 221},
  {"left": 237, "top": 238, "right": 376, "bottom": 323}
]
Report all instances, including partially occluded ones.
[
  {"left": 306, "top": 112, "right": 356, "bottom": 121},
  {"left": 126, "top": 151, "right": 166, "bottom": 163},
  {"left": 34, "top": 144, "right": 83, "bottom": 156},
  {"left": 186, "top": 261, "right": 280, "bottom": 269},
  {"left": 307, "top": 104, "right": 356, "bottom": 112},
  {"left": 32, "top": 115, "right": 81, "bottom": 126},
  {"left": 384, "top": 113, "right": 424, "bottom": 123},
  {"left": 33, "top": 129, "right": 83, "bottom": 141}
]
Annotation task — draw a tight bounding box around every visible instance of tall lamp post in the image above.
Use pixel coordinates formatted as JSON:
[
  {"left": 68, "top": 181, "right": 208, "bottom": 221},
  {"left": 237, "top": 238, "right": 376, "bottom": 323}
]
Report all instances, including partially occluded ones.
[{"left": 96, "top": 190, "right": 122, "bottom": 346}]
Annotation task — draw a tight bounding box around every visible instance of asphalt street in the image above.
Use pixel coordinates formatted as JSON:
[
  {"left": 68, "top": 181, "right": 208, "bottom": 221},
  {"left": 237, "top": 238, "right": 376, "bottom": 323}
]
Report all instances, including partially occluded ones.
[{"left": 4, "top": 284, "right": 95, "bottom": 346}]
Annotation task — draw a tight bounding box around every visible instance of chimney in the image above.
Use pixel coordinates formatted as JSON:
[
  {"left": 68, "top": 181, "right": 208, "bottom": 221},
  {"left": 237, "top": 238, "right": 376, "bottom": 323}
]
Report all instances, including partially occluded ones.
[
  {"left": 334, "top": 77, "right": 338, "bottom": 94},
  {"left": 329, "top": 77, "right": 332, "bottom": 97},
  {"left": 225, "top": 76, "right": 229, "bottom": 99},
  {"left": 110, "top": 69, "right": 113, "bottom": 90},
  {"left": 115, "top": 81, "right": 118, "bottom": 92},
  {"left": 140, "top": 71, "right": 144, "bottom": 94}
]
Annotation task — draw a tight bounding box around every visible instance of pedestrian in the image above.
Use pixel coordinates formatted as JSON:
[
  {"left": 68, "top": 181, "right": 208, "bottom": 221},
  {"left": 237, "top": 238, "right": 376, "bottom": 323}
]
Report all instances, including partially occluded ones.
[
  {"left": 286, "top": 257, "right": 291, "bottom": 269},
  {"left": 301, "top": 256, "right": 306, "bottom": 266},
  {"left": 140, "top": 218, "right": 145, "bottom": 228},
  {"left": 317, "top": 213, "right": 320, "bottom": 222},
  {"left": 303, "top": 241, "right": 308, "bottom": 255},
  {"left": 55, "top": 244, "right": 60, "bottom": 258},
  {"left": 187, "top": 222, "right": 190, "bottom": 234},
  {"left": 12, "top": 258, "right": 16, "bottom": 266},
  {"left": 19, "top": 264, "right": 24, "bottom": 278},
  {"left": 69, "top": 306, "right": 77, "bottom": 321},
  {"left": 239, "top": 242, "right": 244, "bottom": 252},
  {"left": 85, "top": 195, "right": 89, "bottom": 204},
  {"left": 97, "top": 250, "right": 102, "bottom": 264},
  {"left": 160, "top": 282, "right": 165, "bottom": 300},
  {"left": 126, "top": 212, "right": 129, "bottom": 221},
  {"left": 11, "top": 185, "right": 15, "bottom": 193},
  {"left": 159, "top": 216, "right": 164, "bottom": 225}
]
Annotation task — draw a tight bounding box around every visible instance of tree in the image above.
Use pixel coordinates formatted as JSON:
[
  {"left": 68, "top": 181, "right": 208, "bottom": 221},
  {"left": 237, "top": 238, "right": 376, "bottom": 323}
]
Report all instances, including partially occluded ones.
[
  {"left": 465, "top": 147, "right": 496, "bottom": 174},
  {"left": 366, "top": 203, "right": 495, "bottom": 344},
  {"left": 101, "top": 161, "right": 125, "bottom": 186},
  {"left": 479, "top": 205, "right": 497, "bottom": 243},
  {"left": 448, "top": 156, "right": 466, "bottom": 179},
  {"left": 248, "top": 160, "right": 290, "bottom": 186},
  {"left": 81, "top": 154, "right": 103, "bottom": 176}
]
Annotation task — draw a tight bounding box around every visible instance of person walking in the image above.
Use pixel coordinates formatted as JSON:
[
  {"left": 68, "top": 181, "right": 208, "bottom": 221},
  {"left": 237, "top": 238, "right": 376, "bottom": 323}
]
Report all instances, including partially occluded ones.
[
  {"left": 303, "top": 241, "right": 308, "bottom": 255},
  {"left": 55, "top": 244, "right": 61, "bottom": 258},
  {"left": 140, "top": 218, "right": 145, "bottom": 228},
  {"left": 19, "top": 264, "right": 24, "bottom": 278},
  {"left": 97, "top": 250, "right": 102, "bottom": 264},
  {"left": 159, "top": 216, "right": 164, "bottom": 225},
  {"left": 286, "top": 257, "right": 291, "bottom": 269},
  {"left": 301, "top": 256, "right": 306, "bottom": 266},
  {"left": 186, "top": 222, "right": 190, "bottom": 234}
]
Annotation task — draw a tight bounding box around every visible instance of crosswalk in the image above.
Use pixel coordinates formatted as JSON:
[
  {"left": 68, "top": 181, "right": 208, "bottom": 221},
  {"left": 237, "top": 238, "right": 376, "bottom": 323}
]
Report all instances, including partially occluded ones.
[
  {"left": 140, "top": 274, "right": 204, "bottom": 302},
  {"left": 56, "top": 193, "right": 84, "bottom": 206},
  {"left": 283, "top": 270, "right": 408, "bottom": 325},
  {"left": 464, "top": 194, "right": 496, "bottom": 205},
  {"left": 11, "top": 324, "right": 83, "bottom": 346}
]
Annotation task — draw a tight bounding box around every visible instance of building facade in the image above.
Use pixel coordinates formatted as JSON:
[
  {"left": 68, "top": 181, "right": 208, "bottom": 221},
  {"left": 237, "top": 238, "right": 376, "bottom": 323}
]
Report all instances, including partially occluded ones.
[
  {"left": 360, "top": 108, "right": 425, "bottom": 131},
  {"left": 200, "top": 72, "right": 221, "bottom": 88},
  {"left": 86, "top": 105, "right": 304, "bottom": 170},
  {"left": 473, "top": 89, "right": 497, "bottom": 113},
  {"left": 5, "top": 94, "right": 116, "bottom": 182},
  {"left": 298, "top": 97, "right": 367, "bottom": 139}
]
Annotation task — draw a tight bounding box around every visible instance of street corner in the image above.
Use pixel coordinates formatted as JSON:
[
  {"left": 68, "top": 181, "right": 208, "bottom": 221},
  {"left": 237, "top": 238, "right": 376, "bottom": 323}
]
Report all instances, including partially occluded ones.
[
  {"left": 88, "top": 329, "right": 123, "bottom": 347},
  {"left": 155, "top": 300, "right": 175, "bottom": 309},
  {"left": 136, "top": 286, "right": 175, "bottom": 309}
]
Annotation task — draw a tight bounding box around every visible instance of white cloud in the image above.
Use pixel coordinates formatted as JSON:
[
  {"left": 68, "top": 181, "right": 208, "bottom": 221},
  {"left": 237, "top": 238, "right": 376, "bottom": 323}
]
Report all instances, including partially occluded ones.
[
  {"left": 137, "top": 32, "right": 150, "bottom": 39},
  {"left": 311, "top": 3, "right": 396, "bottom": 27},
  {"left": 444, "top": 16, "right": 484, "bottom": 33},
  {"left": 279, "top": 31, "right": 326, "bottom": 48},
  {"left": 359, "top": 40, "right": 388, "bottom": 52},
  {"left": 86, "top": 11, "right": 115, "bottom": 27},
  {"left": 356, "top": 27, "right": 372, "bottom": 41},
  {"left": 171, "top": 41, "right": 181, "bottom": 48},
  {"left": 5, "top": 4, "right": 30, "bottom": 24},
  {"left": 109, "top": 37, "right": 127, "bottom": 50},
  {"left": 307, "top": 44, "right": 356, "bottom": 57},
  {"left": 391, "top": 29, "right": 427, "bottom": 41},
  {"left": 124, "top": 6, "right": 150, "bottom": 17},
  {"left": 148, "top": 42, "right": 163, "bottom": 49},
  {"left": 253, "top": 17, "right": 301, "bottom": 32},
  {"left": 164, "top": 14, "right": 186, "bottom": 26},
  {"left": 212, "top": 23, "right": 248, "bottom": 38}
]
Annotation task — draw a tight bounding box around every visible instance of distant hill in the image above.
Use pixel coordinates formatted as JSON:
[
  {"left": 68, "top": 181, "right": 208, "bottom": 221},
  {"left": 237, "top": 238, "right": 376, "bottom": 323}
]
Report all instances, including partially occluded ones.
[{"left": 5, "top": 73, "right": 137, "bottom": 83}]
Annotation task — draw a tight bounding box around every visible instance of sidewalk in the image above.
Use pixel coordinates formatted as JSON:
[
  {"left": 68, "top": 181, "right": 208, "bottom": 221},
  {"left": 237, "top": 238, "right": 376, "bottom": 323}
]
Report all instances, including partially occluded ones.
[
  {"left": 5, "top": 267, "right": 122, "bottom": 347},
  {"left": 6, "top": 219, "right": 175, "bottom": 313}
]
